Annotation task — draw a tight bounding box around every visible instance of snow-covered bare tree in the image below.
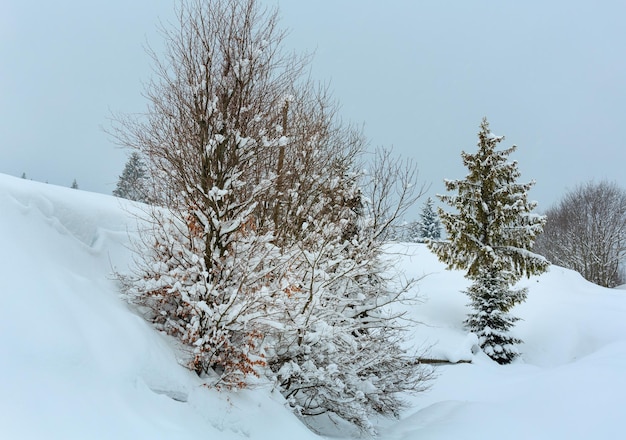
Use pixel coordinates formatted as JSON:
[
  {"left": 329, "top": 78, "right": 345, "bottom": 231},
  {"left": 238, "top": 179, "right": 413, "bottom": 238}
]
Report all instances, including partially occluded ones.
[
  {"left": 113, "top": 152, "right": 149, "bottom": 202},
  {"left": 403, "top": 221, "right": 418, "bottom": 243},
  {"left": 266, "top": 144, "right": 431, "bottom": 434},
  {"left": 112, "top": 0, "right": 431, "bottom": 430},
  {"left": 269, "top": 222, "right": 432, "bottom": 434},
  {"left": 112, "top": 0, "right": 310, "bottom": 387},
  {"left": 534, "top": 180, "right": 626, "bottom": 287},
  {"left": 363, "top": 147, "right": 427, "bottom": 242},
  {"left": 428, "top": 118, "right": 548, "bottom": 364},
  {"left": 418, "top": 197, "right": 441, "bottom": 242}
]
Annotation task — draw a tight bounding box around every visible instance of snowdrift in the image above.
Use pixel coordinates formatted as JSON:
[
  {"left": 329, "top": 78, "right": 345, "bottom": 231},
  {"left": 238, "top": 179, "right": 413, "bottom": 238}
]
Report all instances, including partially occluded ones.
[
  {"left": 1, "top": 172, "right": 625, "bottom": 439},
  {"left": 0, "top": 174, "right": 318, "bottom": 440}
]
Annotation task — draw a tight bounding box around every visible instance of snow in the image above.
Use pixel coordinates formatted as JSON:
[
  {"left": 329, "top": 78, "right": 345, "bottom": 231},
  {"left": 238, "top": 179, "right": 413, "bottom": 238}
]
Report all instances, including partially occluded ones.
[
  {"left": 0, "top": 174, "right": 318, "bottom": 440},
  {"left": 385, "top": 243, "right": 626, "bottom": 439},
  {"left": 1, "top": 172, "right": 626, "bottom": 439}
]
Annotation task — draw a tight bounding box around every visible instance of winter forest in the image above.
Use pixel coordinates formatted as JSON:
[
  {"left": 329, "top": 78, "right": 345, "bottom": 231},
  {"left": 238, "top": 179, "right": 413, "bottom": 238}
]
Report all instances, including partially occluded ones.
[{"left": 4, "top": 0, "right": 626, "bottom": 438}]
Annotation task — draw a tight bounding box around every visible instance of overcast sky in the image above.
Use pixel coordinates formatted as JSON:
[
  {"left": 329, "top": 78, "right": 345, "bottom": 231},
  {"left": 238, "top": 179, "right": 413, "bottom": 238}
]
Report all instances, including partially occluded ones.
[{"left": 2, "top": 1, "right": 625, "bottom": 217}]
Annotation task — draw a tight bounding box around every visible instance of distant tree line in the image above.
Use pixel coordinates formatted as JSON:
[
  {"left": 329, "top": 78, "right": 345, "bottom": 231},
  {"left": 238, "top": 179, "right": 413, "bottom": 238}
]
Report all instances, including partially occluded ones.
[{"left": 19, "top": 172, "right": 79, "bottom": 189}]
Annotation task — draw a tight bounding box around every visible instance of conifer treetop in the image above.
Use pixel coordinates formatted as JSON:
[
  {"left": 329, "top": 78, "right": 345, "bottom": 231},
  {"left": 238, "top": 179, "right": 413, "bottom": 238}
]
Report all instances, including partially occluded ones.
[
  {"left": 419, "top": 196, "right": 441, "bottom": 241},
  {"left": 431, "top": 118, "right": 548, "bottom": 282}
]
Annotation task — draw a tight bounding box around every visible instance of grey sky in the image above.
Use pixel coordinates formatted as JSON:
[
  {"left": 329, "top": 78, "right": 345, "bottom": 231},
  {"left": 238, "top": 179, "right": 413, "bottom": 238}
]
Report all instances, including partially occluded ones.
[{"left": 2, "top": 1, "right": 625, "bottom": 217}]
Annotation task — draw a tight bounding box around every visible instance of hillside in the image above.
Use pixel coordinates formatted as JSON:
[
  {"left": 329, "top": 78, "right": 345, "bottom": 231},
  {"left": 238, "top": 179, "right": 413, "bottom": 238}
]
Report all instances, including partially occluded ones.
[{"left": 1, "top": 173, "right": 625, "bottom": 439}]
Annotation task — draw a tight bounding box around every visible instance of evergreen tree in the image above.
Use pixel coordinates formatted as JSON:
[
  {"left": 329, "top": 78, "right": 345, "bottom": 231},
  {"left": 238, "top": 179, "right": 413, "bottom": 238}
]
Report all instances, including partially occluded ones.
[
  {"left": 71, "top": 179, "right": 79, "bottom": 189},
  {"left": 418, "top": 197, "right": 441, "bottom": 242},
  {"left": 428, "top": 118, "right": 548, "bottom": 364},
  {"left": 113, "top": 152, "right": 148, "bottom": 202}
]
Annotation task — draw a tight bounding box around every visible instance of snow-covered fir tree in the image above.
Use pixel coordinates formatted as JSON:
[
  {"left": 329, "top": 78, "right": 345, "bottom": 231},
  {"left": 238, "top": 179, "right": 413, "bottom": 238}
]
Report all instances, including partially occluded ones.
[
  {"left": 428, "top": 118, "right": 548, "bottom": 364},
  {"left": 418, "top": 197, "right": 441, "bottom": 242},
  {"left": 113, "top": 152, "right": 148, "bottom": 202},
  {"left": 70, "top": 179, "right": 79, "bottom": 189}
]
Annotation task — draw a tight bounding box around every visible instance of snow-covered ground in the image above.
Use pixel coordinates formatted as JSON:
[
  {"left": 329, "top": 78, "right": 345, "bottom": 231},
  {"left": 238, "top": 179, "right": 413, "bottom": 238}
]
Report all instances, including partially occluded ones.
[{"left": 1, "top": 173, "right": 624, "bottom": 439}]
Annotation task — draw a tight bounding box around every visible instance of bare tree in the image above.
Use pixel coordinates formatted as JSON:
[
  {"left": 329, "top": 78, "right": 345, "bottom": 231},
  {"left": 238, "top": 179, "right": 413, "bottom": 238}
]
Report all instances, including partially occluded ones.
[
  {"left": 256, "top": 81, "right": 366, "bottom": 246},
  {"left": 362, "top": 147, "right": 428, "bottom": 242},
  {"left": 534, "top": 180, "right": 626, "bottom": 287},
  {"left": 111, "top": 0, "right": 309, "bottom": 387},
  {"left": 111, "top": 0, "right": 431, "bottom": 431}
]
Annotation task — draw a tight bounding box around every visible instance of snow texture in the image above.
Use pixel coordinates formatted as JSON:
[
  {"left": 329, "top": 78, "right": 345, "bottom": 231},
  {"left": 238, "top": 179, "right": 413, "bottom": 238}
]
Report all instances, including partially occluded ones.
[{"left": 1, "top": 173, "right": 625, "bottom": 439}]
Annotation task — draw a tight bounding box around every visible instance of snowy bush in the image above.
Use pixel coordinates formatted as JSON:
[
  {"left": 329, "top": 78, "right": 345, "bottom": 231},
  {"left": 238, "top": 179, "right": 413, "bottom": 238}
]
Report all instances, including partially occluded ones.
[
  {"left": 121, "top": 207, "right": 288, "bottom": 387},
  {"left": 266, "top": 198, "right": 431, "bottom": 434},
  {"left": 114, "top": 0, "right": 431, "bottom": 432}
]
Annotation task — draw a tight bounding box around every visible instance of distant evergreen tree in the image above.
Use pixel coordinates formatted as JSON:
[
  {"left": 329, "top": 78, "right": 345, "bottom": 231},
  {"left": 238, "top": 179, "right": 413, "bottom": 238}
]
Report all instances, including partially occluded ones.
[
  {"left": 418, "top": 197, "right": 441, "bottom": 242},
  {"left": 71, "top": 179, "right": 79, "bottom": 189},
  {"left": 428, "top": 118, "right": 548, "bottom": 364},
  {"left": 112, "top": 152, "right": 148, "bottom": 202},
  {"left": 21, "top": 172, "right": 27, "bottom": 179}
]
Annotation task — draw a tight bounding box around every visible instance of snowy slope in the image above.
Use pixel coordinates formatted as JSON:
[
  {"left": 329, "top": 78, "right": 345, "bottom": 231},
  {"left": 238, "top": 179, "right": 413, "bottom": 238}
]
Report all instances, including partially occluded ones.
[
  {"left": 0, "top": 174, "right": 318, "bottom": 440},
  {"left": 1, "top": 173, "right": 625, "bottom": 439},
  {"left": 384, "top": 244, "right": 626, "bottom": 439}
]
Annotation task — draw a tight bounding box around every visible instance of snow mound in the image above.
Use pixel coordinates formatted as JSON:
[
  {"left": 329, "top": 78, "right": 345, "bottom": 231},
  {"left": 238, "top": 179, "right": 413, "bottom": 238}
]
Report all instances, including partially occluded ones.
[
  {"left": 384, "top": 242, "right": 626, "bottom": 439},
  {"left": 0, "top": 174, "right": 318, "bottom": 440},
  {"left": 390, "top": 242, "right": 626, "bottom": 367}
]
